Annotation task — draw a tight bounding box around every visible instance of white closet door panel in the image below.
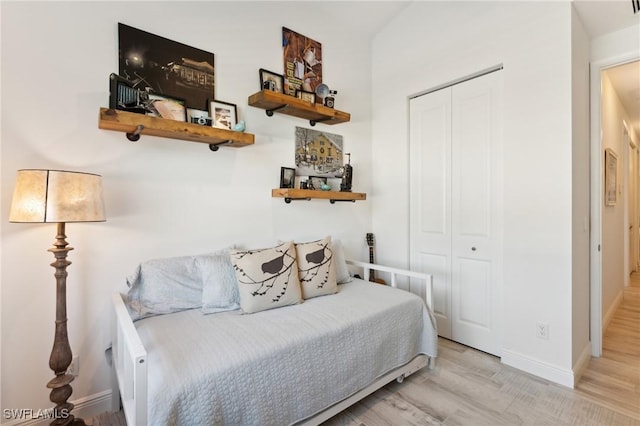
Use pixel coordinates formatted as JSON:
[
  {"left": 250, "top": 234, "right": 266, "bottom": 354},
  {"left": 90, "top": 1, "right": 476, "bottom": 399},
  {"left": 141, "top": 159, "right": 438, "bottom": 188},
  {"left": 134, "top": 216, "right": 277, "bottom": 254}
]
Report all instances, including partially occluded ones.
[
  {"left": 417, "top": 252, "right": 451, "bottom": 338},
  {"left": 451, "top": 72, "right": 502, "bottom": 356},
  {"left": 410, "top": 87, "right": 452, "bottom": 337},
  {"left": 455, "top": 94, "right": 491, "bottom": 237}
]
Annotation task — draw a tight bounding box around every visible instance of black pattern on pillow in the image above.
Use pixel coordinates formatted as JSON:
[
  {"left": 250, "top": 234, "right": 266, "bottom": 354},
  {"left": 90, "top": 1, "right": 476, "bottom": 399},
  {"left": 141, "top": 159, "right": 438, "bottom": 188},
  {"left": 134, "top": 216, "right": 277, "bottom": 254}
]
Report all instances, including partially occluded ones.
[
  {"left": 230, "top": 241, "right": 302, "bottom": 313},
  {"left": 295, "top": 236, "right": 338, "bottom": 299}
]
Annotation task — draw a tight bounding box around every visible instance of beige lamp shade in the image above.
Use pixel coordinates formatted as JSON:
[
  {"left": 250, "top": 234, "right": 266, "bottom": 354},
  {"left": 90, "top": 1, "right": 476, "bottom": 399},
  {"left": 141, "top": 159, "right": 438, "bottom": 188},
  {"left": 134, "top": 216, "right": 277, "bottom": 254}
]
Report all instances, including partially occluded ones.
[{"left": 9, "top": 169, "right": 106, "bottom": 223}]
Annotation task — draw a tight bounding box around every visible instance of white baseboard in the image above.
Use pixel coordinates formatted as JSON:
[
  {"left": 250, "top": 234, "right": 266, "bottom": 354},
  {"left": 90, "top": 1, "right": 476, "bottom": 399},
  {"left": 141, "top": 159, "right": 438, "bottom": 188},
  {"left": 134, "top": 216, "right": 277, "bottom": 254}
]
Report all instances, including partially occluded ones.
[
  {"left": 603, "top": 290, "right": 623, "bottom": 333},
  {"left": 572, "top": 341, "right": 592, "bottom": 387},
  {"left": 501, "top": 349, "right": 575, "bottom": 388},
  {"left": 2, "top": 390, "right": 112, "bottom": 426}
]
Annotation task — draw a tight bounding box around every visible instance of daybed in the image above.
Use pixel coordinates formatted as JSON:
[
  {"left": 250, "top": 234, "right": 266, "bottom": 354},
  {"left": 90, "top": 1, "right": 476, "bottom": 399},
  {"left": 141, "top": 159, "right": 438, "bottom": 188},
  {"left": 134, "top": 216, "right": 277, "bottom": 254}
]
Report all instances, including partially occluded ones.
[{"left": 111, "top": 239, "right": 437, "bottom": 425}]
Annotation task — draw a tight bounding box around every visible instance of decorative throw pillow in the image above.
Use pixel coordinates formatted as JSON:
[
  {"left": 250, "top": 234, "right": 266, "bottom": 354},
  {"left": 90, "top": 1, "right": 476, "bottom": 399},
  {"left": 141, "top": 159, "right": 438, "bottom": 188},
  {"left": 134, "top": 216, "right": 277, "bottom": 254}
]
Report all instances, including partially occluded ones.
[
  {"left": 295, "top": 236, "right": 338, "bottom": 299},
  {"left": 331, "top": 239, "right": 353, "bottom": 284},
  {"left": 230, "top": 241, "right": 302, "bottom": 314},
  {"left": 124, "top": 254, "right": 203, "bottom": 321},
  {"left": 198, "top": 250, "right": 241, "bottom": 314}
]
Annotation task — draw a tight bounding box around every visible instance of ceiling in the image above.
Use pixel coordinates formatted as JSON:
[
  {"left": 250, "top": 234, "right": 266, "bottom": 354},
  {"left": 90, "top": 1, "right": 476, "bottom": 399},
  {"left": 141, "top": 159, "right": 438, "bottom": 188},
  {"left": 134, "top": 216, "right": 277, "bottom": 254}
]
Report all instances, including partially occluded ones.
[
  {"left": 557, "top": 1, "right": 640, "bottom": 136},
  {"left": 604, "top": 60, "right": 640, "bottom": 137},
  {"left": 293, "top": 1, "right": 639, "bottom": 134}
]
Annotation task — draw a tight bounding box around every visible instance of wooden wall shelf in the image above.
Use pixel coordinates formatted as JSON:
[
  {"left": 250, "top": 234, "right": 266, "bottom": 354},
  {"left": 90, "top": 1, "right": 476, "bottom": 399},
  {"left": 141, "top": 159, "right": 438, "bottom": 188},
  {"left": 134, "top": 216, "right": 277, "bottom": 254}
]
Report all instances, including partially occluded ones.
[
  {"left": 98, "top": 108, "right": 255, "bottom": 151},
  {"left": 272, "top": 188, "right": 366, "bottom": 204},
  {"left": 248, "top": 90, "right": 350, "bottom": 126}
]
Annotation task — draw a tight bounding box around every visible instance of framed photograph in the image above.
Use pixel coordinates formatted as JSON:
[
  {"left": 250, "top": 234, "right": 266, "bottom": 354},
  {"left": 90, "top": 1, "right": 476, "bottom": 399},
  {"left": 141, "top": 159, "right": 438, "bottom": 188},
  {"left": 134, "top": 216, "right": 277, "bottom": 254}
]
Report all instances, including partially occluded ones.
[
  {"left": 605, "top": 148, "right": 618, "bottom": 206},
  {"left": 260, "top": 68, "right": 284, "bottom": 93},
  {"left": 147, "top": 93, "right": 186, "bottom": 122},
  {"left": 280, "top": 167, "right": 296, "bottom": 189},
  {"left": 118, "top": 23, "right": 214, "bottom": 110},
  {"left": 296, "top": 89, "right": 316, "bottom": 103},
  {"left": 308, "top": 175, "right": 327, "bottom": 190},
  {"left": 209, "top": 100, "right": 237, "bottom": 130},
  {"left": 294, "top": 126, "right": 344, "bottom": 177}
]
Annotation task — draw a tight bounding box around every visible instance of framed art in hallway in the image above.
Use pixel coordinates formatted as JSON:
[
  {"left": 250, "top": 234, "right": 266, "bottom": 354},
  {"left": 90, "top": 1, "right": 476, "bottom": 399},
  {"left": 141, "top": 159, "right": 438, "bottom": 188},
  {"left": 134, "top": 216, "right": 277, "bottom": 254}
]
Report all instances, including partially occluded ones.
[{"left": 605, "top": 148, "right": 617, "bottom": 206}]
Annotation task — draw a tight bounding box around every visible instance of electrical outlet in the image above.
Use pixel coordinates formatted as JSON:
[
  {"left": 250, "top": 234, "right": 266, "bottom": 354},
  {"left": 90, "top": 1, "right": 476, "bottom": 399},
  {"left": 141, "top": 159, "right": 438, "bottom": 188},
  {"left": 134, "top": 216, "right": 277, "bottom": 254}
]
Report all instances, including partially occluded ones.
[
  {"left": 536, "top": 323, "right": 549, "bottom": 340},
  {"left": 67, "top": 356, "right": 79, "bottom": 377}
]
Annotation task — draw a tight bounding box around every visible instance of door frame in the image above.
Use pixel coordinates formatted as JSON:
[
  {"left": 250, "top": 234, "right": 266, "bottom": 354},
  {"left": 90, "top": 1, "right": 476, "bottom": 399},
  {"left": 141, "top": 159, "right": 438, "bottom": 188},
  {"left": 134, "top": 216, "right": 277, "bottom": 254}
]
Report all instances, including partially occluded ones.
[{"left": 589, "top": 53, "right": 639, "bottom": 357}]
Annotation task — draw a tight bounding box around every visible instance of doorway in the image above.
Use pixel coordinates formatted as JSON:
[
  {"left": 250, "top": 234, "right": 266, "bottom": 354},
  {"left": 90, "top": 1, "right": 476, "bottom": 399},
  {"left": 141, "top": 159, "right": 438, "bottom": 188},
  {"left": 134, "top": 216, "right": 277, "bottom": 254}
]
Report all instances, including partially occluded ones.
[{"left": 590, "top": 57, "right": 640, "bottom": 357}]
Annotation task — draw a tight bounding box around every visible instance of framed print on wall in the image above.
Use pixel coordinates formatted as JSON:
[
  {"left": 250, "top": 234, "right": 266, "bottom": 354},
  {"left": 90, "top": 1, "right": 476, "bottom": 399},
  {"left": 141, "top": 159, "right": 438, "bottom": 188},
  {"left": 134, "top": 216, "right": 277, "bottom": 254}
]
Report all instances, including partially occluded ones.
[
  {"left": 209, "top": 100, "right": 237, "bottom": 130},
  {"left": 605, "top": 148, "right": 618, "bottom": 206},
  {"left": 118, "top": 23, "right": 214, "bottom": 110}
]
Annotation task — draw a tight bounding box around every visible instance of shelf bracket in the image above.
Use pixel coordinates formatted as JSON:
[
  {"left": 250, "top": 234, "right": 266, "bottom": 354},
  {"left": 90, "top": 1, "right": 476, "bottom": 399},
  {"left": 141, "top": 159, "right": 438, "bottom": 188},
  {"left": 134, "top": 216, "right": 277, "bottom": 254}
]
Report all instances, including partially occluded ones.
[
  {"left": 330, "top": 199, "right": 356, "bottom": 204},
  {"left": 126, "top": 125, "right": 145, "bottom": 142},
  {"left": 209, "top": 140, "right": 233, "bottom": 151},
  {"left": 284, "top": 197, "right": 311, "bottom": 203},
  {"left": 266, "top": 104, "right": 288, "bottom": 117},
  {"left": 309, "top": 117, "right": 334, "bottom": 127}
]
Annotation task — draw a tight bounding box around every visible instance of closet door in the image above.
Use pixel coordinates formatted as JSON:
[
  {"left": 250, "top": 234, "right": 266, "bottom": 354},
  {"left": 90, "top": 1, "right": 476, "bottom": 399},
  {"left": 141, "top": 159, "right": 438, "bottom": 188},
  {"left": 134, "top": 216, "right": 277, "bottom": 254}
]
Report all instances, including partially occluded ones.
[
  {"left": 450, "top": 73, "right": 502, "bottom": 356},
  {"left": 409, "top": 71, "right": 502, "bottom": 356},
  {"left": 409, "top": 87, "right": 453, "bottom": 339}
]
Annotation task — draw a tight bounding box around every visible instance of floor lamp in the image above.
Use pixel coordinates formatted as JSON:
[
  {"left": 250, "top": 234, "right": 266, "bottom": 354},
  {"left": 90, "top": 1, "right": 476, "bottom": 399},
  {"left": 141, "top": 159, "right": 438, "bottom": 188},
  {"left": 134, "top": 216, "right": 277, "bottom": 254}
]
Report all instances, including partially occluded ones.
[{"left": 9, "top": 169, "right": 106, "bottom": 426}]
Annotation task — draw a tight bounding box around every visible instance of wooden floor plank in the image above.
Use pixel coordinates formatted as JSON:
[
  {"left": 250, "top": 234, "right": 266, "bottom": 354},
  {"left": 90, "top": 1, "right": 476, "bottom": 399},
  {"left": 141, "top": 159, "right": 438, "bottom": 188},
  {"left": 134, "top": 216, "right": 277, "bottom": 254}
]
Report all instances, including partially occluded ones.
[{"left": 324, "top": 272, "right": 640, "bottom": 425}]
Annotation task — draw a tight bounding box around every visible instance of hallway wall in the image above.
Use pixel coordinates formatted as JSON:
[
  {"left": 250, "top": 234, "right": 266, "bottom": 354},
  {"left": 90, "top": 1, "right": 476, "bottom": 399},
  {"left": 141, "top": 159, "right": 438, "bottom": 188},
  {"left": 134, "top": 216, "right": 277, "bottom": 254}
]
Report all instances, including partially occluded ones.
[{"left": 601, "top": 70, "right": 639, "bottom": 321}]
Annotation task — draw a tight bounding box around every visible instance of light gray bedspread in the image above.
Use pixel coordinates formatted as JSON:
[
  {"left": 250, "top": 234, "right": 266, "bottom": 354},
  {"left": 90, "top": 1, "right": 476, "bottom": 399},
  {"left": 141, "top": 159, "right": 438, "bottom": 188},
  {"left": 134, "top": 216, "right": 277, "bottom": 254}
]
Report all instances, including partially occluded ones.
[{"left": 135, "top": 279, "right": 438, "bottom": 425}]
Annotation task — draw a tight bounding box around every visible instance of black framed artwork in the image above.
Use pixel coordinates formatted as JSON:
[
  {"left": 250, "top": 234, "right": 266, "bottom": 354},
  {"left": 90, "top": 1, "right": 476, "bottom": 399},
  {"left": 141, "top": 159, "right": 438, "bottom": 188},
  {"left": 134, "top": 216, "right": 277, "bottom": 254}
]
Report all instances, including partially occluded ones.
[
  {"left": 209, "top": 100, "right": 237, "bottom": 130},
  {"left": 260, "top": 68, "right": 284, "bottom": 93},
  {"left": 118, "top": 23, "right": 215, "bottom": 110},
  {"left": 280, "top": 167, "right": 295, "bottom": 189}
]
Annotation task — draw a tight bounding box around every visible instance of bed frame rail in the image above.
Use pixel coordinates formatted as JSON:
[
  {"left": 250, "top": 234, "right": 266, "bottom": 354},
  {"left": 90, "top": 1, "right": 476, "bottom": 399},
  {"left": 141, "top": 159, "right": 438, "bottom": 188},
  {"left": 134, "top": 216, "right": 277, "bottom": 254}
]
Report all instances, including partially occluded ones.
[
  {"left": 346, "top": 259, "right": 433, "bottom": 308},
  {"left": 111, "top": 293, "right": 147, "bottom": 426}
]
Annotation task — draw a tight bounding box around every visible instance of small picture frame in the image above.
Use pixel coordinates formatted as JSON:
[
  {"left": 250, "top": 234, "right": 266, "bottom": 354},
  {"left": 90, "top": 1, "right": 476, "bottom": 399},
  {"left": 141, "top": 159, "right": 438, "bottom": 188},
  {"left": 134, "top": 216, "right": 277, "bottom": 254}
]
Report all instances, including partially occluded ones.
[
  {"left": 308, "top": 175, "right": 327, "bottom": 190},
  {"left": 209, "top": 100, "right": 237, "bottom": 130},
  {"left": 260, "top": 68, "right": 284, "bottom": 93},
  {"left": 147, "top": 93, "right": 186, "bottom": 122},
  {"left": 280, "top": 167, "right": 296, "bottom": 189},
  {"left": 296, "top": 89, "right": 316, "bottom": 103},
  {"left": 605, "top": 148, "right": 618, "bottom": 206}
]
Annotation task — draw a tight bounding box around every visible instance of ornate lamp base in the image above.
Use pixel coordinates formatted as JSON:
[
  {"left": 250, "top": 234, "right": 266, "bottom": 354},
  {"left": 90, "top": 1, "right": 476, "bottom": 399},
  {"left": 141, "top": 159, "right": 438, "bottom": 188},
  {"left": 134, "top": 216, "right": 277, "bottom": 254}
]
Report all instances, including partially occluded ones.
[{"left": 47, "top": 223, "right": 85, "bottom": 426}]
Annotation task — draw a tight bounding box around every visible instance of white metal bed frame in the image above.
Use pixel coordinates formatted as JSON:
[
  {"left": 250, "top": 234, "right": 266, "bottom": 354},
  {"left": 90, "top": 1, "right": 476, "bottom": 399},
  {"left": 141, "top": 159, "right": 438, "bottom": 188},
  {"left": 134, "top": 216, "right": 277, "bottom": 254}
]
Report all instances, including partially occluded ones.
[{"left": 111, "top": 260, "right": 434, "bottom": 426}]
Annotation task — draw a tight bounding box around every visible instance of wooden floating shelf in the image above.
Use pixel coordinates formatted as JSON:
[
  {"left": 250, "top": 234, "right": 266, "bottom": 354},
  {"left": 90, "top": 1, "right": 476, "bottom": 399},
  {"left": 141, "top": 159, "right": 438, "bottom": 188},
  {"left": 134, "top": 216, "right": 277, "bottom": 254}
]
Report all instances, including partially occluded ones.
[
  {"left": 248, "top": 90, "right": 350, "bottom": 126},
  {"left": 98, "top": 108, "right": 255, "bottom": 150},
  {"left": 272, "top": 188, "right": 366, "bottom": 204}
]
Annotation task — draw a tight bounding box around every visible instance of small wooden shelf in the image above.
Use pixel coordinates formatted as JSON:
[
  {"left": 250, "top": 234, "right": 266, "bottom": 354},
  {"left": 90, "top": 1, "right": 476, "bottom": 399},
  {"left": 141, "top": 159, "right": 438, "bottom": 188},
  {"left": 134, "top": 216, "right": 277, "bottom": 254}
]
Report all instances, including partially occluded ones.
[
  {"left": 98, "top": 108, "right": 255, "bottom": 151},
  {"left": 248, "top": 90, "right": 350, "bottom": 126},
  {"left": 272, "top": 188, "right": 366, "bottom": 204}
]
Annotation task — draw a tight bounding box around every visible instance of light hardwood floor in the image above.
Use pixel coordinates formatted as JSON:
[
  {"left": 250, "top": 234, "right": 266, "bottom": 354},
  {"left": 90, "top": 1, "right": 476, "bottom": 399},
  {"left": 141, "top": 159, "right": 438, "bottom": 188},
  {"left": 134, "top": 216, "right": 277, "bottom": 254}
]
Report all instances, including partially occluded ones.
[
  {"left": 93, "top": 277, "right": 640, "bottom": 425},
  {"left": 324, "top": 277, "right": 640, "bottom": 426}
]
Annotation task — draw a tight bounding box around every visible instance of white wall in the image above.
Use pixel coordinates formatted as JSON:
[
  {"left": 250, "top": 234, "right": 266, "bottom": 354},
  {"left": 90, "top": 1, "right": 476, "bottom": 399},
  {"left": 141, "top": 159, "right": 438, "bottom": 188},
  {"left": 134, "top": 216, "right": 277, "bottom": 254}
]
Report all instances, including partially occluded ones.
[
  {"left": 570, "top": 6, "right": 591, "bottom": 371},
  {"left": 371, "top": 1, "right": 577, "bottom": 385},
  {"left": 0, "top": 1, "right": 376, "bottom": 419}
]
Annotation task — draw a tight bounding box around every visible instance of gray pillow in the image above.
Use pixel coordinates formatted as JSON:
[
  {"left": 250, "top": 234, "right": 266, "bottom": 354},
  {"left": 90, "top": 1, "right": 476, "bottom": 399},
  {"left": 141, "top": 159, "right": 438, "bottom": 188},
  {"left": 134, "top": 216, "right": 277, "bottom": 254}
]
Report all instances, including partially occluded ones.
[
  {"left": 331, "top": 239, "right": 353, "bottom": 284},
  {"left": 124, "top": 255, "right": 203, "bottom": 321},
  {"left": 199, "top": 251, "right": 240, "bottom": 314}
]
